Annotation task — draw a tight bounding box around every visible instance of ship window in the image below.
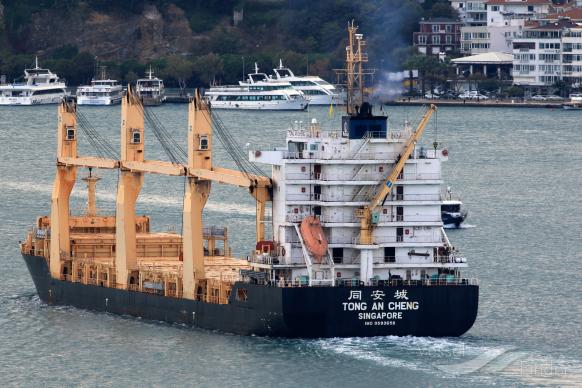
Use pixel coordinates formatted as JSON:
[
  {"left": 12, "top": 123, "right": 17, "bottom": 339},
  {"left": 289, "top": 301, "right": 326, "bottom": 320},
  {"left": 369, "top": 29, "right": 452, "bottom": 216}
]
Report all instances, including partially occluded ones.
[
  {"left": 199, "top": 135, "right": 209, "bottom": 150},
  {"left": 332, "top": 248, "right": 343, "bottom": 264},
  {"left": 236, "top": 288, "right": 248, "bottom": 301},
  {"left": 294, "top": 208, "right": 299, "bottom": 213},
  {"left": 384, "top": 247, "right": 396, "bottom": 263},
  {"left": 65, "top": 126, "right": 75, "bottom": 141},
  {"left": 301, "top": 166, "right": 306, "bottom": 172},
  {"left": 301, "top": 187, "right": 306, "bottom": 193},
  {"left": 310, "top": 144, "right": 318, "bottom": 151},
  {"left": 131, "top": 130, "right": 141, "bottom": 144},
  {"left": 379, "top": 166, "right": 384, "bottom": 173}
]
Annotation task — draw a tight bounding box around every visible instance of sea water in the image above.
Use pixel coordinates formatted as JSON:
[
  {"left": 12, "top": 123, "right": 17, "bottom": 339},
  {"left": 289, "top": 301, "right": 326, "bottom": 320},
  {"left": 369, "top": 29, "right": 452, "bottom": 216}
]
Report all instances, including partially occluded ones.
[{"left": 0, "top": 104, "right": 580, "bottom": 387}]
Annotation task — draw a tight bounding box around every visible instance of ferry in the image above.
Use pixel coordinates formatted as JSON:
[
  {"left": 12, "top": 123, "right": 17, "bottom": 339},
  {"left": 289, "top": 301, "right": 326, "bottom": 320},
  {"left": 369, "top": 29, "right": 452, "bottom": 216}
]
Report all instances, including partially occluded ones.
[
  {"left": 205, "top": 64, "right": 308, "bottom": 110},
  {"left": 136, "top": 67, "right": 166, "bottom": 106},
  {"left": 0, "top": 58, "right": 67, "bottom": 105},
  {"left": 20, "top": 23, "right": 478, "bottom": 338},
  {"left": 76, "top": 68, "right": 123, "bottom": 106},
  {"left": 270, "top": 59, "right": 343, "bottom": 105}
]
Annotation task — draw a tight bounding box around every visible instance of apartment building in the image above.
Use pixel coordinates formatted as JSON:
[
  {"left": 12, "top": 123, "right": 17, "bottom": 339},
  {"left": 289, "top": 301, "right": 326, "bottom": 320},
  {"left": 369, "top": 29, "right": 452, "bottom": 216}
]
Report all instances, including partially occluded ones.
[
  {"left": 512, "top": 18, "right": 582, "bottom": 86},
  {"left": 413, "top": 18, "right": 463, "bottom": 55},
  {"left": 457, "top": 0, "right": 553, "bottom": 55}
]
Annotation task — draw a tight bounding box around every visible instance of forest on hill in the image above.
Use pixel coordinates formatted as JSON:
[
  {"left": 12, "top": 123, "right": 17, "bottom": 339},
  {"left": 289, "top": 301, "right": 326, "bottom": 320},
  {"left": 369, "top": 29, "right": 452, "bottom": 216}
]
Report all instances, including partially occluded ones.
[{"left": 0, "top": 0, "right": 456, "bottom": 86}]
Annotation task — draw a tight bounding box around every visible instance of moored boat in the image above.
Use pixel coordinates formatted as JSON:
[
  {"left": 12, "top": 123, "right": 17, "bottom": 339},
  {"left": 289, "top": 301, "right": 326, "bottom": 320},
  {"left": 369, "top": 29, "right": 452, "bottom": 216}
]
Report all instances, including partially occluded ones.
[
  {"left": 205, "top": 64, "right": 309, "bottom": 110},
  {"left": 270, "top": 60, "right": 343, "bottom": 105},
  {"left": 136, "top": 67, "right": 166, "bottom": 106},
  {"left": 0, "top": 57, "right": 67, "bottom": 105},
  {"left": 562, "top": 93, "right": 582, "bottom": 110},
  {"left": 76, "top": 67, "right": 123, "bottom": 106}
]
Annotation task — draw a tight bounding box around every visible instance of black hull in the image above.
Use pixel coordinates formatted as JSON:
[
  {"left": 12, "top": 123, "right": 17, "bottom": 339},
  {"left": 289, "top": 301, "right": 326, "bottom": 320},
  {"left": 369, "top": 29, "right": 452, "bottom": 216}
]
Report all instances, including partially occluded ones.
[
  {"left": 23, "top": 254, "right": 478, "bottom": 338},
  {"left": 442, "top": 213, "right": 466, "bottom": 227}
]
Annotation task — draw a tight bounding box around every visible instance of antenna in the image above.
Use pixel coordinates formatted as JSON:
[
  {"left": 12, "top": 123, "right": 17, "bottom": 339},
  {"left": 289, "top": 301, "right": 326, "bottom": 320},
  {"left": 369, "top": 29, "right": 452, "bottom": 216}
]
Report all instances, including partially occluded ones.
[
  {"left": 279, "top": 59, "right": 283, "bottom": 69},
  {"left": 254, "top": 63, "right": 259, "bottom": 74},
  {"left": 334, "top": 20, "right": 374, "bottom": 115},
  {"left": 35, "top": 56, "right": 39, "bottom": 69}
]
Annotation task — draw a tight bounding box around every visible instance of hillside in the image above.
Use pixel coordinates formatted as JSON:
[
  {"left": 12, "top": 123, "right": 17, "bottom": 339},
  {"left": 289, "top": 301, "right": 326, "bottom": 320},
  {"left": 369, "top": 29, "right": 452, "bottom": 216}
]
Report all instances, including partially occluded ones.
[{"left": 0, "top": 0, "right": 453, "bottom": 86}]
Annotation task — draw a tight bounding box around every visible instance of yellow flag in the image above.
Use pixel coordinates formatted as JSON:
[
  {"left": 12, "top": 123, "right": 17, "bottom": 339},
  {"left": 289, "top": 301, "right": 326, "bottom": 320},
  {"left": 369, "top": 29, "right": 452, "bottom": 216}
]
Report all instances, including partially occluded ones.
[{"left": 328, "top": 104, "right": 334, "bottom": 118}]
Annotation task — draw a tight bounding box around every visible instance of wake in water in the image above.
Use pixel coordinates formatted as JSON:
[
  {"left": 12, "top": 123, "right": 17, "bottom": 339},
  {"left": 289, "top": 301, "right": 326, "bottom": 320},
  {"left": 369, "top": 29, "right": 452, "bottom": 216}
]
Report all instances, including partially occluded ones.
[
  {"left": 1, "top": 180, "right": 256, "bottom": 216},
  {"left": 443, "top": 223, "right": 477, "bottom": 229},
  {"left": 313, "top": 336, "right": 581, "bottom": 386}
]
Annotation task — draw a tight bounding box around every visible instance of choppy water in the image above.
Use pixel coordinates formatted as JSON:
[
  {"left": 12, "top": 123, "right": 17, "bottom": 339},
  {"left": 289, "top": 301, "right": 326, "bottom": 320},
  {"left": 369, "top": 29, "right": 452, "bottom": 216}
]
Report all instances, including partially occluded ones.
[{"left": 0, "top": 104, "right": 581, "bottom": 387}]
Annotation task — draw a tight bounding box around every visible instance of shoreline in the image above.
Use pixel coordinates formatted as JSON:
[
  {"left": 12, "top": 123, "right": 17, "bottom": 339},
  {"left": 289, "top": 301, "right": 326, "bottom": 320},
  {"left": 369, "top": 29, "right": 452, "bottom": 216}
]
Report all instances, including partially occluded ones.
[{"left": 384, "top": 98, "right": 565, "bottom": 109}]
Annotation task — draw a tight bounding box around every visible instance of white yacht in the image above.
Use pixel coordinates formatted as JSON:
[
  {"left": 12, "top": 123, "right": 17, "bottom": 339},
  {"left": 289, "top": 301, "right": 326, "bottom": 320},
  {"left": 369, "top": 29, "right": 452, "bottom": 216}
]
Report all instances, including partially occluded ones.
[
  {"left": 270, "top": 60, "right": 343, "bottom": 105},
  {"left": 205, "top": 64, "right": 308, "bottom": 110},
  {"left": 0, "top": 58, "right": 67, "bottom": 105},
  {"left": 76, "top": 68, "right": 123, "bottom": 106},
  {"left": 136, "top": 68, "right": 166, "bottom": 106}
]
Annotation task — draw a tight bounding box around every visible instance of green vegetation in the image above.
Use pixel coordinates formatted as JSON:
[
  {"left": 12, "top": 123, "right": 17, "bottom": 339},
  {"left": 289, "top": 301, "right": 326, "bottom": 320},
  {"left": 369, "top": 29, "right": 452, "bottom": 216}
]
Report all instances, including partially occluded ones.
[{"left": 0, "top": 0, "right": 456, "bottom": 86}]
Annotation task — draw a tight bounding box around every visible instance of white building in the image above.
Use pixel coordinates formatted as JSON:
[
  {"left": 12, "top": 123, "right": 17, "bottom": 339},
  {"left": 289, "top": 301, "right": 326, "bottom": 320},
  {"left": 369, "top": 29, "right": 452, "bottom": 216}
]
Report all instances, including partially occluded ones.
[
  {"left": 512, "top": 18, "right": 582, "bottom": 86},
  {"left": 458, "top": 0, "right": 552, "bottom": 55},
  {"left": 487, "top": 0, "right": 552, "bottom": 26},
  {"left": 451, "top": 0, "right": 488, "bottom": 26},
  {"left": 561, "top": 25, "right": 582, "bottom": 87}
]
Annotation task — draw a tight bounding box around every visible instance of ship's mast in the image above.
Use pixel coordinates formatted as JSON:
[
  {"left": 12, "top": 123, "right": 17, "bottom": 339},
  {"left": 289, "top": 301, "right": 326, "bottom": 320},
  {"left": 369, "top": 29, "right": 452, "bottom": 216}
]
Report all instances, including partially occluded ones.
[{"left": 337, "top": 21, "right": 373, "bottom": 115}]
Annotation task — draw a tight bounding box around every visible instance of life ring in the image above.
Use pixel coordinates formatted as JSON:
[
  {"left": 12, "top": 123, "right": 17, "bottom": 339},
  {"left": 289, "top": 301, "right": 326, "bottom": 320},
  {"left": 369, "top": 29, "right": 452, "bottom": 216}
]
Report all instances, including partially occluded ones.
[
  {"left": 300, "top": 216, "right": 328, "bottom": 263},
  {"left": 442, "top": 149, "right": 449, "bottom": 157}
]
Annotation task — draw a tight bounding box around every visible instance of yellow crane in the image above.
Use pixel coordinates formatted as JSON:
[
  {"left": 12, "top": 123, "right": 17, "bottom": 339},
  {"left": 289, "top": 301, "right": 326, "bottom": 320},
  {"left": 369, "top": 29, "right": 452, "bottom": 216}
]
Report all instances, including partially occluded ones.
[{"left": 357, "top": 104, "right": 437, "bottom": 245}]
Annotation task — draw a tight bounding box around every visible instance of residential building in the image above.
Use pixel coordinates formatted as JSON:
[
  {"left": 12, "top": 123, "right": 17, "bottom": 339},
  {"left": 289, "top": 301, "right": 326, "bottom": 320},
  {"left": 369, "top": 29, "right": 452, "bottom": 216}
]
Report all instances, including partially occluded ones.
[
  {"left": 451, "top": 0, "right": 488, "bottom": 26},
  {"left": 512, "top": 18, "right": 582, "bottom": 86},
  {"left": 457, "top": 0, "right": 554, "bottom": 55},
  {"left": 487, "top": 0, "right": 553, "bottom": 26},
  {"left": 561, "top": 25, "right": 582, "bottom": 86},
  {"left": 413, "top": 18, "right": 463, "bottom": 55}
]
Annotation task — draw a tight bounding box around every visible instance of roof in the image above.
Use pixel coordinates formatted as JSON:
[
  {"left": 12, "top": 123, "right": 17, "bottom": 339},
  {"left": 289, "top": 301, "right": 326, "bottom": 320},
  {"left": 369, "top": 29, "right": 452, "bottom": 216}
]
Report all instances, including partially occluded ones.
[
  {"left": 419, "top": 17, "right": 462, "bottom": 24},
  {"left": 451, "top": 52, "right": 514, "bottom": 64},
  {"left": 486, "top": 0, "right": 551, "bottom": 5},
  {"left": 545, "top": 8, "right": 582, "bottom": 21},
  {"left": 526, "top": 18, "right": 580, "bottom": 29}
]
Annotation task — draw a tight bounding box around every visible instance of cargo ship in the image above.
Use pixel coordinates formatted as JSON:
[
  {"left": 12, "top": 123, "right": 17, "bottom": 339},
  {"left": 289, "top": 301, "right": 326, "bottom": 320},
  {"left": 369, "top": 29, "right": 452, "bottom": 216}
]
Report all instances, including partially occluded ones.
[{"left": 20, "top": 23, "right": 478, "bottom": 337}]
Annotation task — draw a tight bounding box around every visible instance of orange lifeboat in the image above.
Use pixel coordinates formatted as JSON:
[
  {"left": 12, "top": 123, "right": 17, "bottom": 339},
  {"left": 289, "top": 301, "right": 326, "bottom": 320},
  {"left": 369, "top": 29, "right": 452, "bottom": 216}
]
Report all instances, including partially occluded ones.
[{"left": 300, "top": 216, "right": 328, "bottom": 263}]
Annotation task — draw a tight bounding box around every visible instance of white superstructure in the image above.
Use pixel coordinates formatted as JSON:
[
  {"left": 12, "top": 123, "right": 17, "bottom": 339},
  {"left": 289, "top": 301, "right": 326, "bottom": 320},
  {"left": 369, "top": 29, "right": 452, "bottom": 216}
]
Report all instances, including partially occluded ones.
[
  {"left": 270, "top": 60, "right": 343, "bottom": 105},
  {"left": 205, "top": 65, "right": 309, "bottom": 110},
  {"left": 76, "top": 70, "right": 123, "bottom": 106},
  {"left": 0, "top": 58, "right": 67, "bottom": 105},
  {"left": 249, "top": 110, "right": 466, "bottom": 286},
  {"left": 136, "top": 68, "right": 166, "bottom": 106}
]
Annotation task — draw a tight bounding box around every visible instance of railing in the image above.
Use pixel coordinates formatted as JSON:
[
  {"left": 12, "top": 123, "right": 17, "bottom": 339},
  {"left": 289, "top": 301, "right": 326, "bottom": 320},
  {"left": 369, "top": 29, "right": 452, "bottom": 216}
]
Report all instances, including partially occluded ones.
[
  {"left": 351, "top": 234, "right": 443, "bottom": 245},
  {"left": 362, "top": 277, "right": 478, "bottom": 287},
  {"left": 283, "top": 214, "right": 441, "bottom": 224},
  {"left": 285, "top": 172, "right": 441, "bottom": 181},
  {"left": 282, "top": 151, "right": 401, "bottom": 161},
  {"left": 434, "top": 255, "right": 467, "bottom": 264},
  {"left": 248, "top": 254, "right": 283, "bottom": 265},
  {"left": 285, "top": 192, "right": 441, "bottom": 202},
  {"left": 203, "top": 226, "right": 226, "bottom": 237}
]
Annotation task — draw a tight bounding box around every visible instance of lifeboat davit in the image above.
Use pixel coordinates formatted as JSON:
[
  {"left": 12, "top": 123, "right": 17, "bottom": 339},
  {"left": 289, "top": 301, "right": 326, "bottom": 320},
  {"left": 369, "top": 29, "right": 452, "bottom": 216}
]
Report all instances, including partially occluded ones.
[{"left": 300, "top": 216, "right": 328, "bottom": 263}]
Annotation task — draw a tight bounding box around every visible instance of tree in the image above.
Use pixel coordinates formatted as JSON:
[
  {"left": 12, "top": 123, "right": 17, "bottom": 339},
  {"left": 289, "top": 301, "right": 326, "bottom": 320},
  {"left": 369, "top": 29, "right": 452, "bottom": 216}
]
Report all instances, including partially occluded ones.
[
  {"left": 162, "top": 55, "right": 193, "bottom": 87},
  {"left": 192, "top": 53, "right": 224, "bottom": 86}
]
